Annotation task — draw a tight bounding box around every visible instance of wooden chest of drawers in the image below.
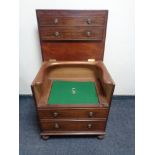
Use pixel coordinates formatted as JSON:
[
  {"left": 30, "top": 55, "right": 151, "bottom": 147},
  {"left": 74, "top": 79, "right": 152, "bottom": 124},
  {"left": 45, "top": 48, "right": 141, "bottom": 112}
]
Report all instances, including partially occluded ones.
[{"left": 32, "top": 10, "right": 115, "bottom": 140}]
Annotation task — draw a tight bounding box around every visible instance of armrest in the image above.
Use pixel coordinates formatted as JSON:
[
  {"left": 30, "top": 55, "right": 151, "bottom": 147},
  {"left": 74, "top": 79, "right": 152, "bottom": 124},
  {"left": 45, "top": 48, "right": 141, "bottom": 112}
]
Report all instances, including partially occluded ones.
[
  {"left": 96, "top": 62, "right": 115, "bottom": 104},
  {"left": 31, "top": 62, "right": 48, "bottom": 86},
  {"left": 96, "top": 61, "right": 115, "bottom": 85},
  {"left": 31, "top": 61, "right": 52, "bottom": 105}
]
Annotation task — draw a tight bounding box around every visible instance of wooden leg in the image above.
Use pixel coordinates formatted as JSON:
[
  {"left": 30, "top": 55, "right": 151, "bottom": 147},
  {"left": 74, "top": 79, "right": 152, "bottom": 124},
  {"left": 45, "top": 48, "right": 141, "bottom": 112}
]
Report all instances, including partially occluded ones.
[
  {"left": 41, "top": 135, "right": 50, "bottom": 140},
  {"left": 97, "top": 135, "right": 104, "bottom": 140}
]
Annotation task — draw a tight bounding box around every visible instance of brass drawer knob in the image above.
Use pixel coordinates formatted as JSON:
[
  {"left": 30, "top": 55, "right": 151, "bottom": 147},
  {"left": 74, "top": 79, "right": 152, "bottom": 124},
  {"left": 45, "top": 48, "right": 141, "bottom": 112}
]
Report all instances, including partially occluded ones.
[
  {"left": 88, "top": 123, "right": 92, "bottom": 129},
  {"left": 87, "top": 18, "right": 92, "bottom": 24},
  {"left": 89, "top": 111, "right": 94, "bottom": 117},
  {"left": 54, "top": 18, "right": 58, "bottom": 24},
  {"left": 54, "top": 32, "right": 60, "bottom": 37},
  {"left": 86, "top": 31, "right": 91, "bottom": 37},
  {"left": 54, "top": 123, "right": 59, "bottom": 129},
  {"left": 53, "top": 112, "right": 58, "bottom": 117}
]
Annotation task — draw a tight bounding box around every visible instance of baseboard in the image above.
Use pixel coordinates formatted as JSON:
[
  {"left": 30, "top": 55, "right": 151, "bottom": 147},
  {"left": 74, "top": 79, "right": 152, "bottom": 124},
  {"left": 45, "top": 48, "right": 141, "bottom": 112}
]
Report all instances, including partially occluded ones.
[
  {"left": 112, "top": 95, "right": 135, "bottom": 100},
  {"left": 19, "top": 94, "right": 135, "bottom": 100}
]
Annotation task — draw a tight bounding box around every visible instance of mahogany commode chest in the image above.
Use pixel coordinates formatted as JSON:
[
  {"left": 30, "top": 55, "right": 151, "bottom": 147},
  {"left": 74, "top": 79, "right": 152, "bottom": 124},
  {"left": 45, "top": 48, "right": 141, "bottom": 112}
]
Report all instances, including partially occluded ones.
[{"left": 31, "top": 10, "right": 115, "bottom": 140}]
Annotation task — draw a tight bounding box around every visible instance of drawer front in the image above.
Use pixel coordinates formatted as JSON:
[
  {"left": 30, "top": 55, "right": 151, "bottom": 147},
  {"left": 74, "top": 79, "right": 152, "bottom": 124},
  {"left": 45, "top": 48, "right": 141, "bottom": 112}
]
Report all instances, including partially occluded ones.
[
  {"left": 40, "top": 27, "right": 104, "bottom": 41},
  {"left": 40, "top": 120, "right": 106, "bottom": 131},
  {"left": 38, "top": 108, "right": 108, "bottom": 119},
  {"left": 38, "top": 16, "right": 106, "bottom": 26}
]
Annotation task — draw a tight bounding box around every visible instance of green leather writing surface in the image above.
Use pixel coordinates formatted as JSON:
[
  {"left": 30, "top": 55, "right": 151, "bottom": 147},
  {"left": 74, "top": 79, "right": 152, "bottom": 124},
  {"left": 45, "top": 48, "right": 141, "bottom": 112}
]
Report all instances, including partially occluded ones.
[{"left": 48, "top": 80, "right": 99, "bottom": 104}]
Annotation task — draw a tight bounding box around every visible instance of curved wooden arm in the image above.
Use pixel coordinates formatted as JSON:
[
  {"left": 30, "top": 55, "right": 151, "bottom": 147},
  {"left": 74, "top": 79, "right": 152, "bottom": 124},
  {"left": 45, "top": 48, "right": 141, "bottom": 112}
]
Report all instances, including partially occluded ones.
[
  {"left": 31, "top": 62, "right": 48, "bottom": 86},
  {"left": 96, "top": 61, "right": 115, "bottom": 85},
  {"left": 96, "top": 61, "right": 115, "bottom": 104}
]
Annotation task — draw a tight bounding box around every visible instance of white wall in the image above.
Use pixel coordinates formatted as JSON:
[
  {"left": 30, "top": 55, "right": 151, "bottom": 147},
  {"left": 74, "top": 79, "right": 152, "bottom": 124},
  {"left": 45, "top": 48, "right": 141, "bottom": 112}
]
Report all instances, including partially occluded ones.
[{"left": 19, "top": 0, "right": 134, "bottom": 95}]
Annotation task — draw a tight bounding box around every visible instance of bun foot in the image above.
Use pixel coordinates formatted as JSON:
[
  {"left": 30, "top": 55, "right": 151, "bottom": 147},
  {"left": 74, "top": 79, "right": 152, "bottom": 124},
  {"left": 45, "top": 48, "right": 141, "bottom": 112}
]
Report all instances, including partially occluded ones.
[
  {"left": 97, "top": 135, "right": 104, "bottom": 140},
  {"left": 41, "top": 135, "right": 50, "bottom": 140}
]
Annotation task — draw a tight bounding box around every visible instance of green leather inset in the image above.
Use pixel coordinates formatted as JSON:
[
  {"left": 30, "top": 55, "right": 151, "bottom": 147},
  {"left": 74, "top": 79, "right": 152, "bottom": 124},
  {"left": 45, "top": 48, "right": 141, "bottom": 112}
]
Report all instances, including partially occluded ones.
[{"left": 48, "top": 80, "right": 99, "bottom": 104}]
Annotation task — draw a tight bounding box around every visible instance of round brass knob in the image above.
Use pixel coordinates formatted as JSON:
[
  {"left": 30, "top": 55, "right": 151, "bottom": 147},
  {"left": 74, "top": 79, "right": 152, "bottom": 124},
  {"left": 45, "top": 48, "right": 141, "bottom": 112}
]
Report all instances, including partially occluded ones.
[
  {"left": 87, "top": 18, "right": 92, "bottom": 24},
  {"left": 54, "top": 123, "right": 59, "bottom": 129},
  {"left": 87, "top": 31, "right": 91, "bottom": 37},
  {"left": 55, "top": 32, "right": 60, "bottom": 37},
  {"left": 88, "top": 123, "right": 92, "bottom": 129},
  {"left": 54, "top": 18, "right": 58, "bottom": 24},
  {"left": 53, "top": 112, "right": 58, "bottom": 117},
  {"left": 89, "top": 112, "right": 94, "bottom": 117}
]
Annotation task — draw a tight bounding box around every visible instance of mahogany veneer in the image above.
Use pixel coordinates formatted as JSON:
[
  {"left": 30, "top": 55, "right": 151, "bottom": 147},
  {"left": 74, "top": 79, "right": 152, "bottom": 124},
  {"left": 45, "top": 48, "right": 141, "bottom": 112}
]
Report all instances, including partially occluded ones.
[{"left": 31, "top": 10, "right": 115, "bottom": 140}]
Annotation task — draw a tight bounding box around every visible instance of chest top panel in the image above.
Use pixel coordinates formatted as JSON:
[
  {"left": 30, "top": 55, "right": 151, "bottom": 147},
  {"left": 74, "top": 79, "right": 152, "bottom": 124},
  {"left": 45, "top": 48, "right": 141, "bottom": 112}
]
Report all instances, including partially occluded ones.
[{"left": 36, "top": 10, "right": 108, "bottom": 61}]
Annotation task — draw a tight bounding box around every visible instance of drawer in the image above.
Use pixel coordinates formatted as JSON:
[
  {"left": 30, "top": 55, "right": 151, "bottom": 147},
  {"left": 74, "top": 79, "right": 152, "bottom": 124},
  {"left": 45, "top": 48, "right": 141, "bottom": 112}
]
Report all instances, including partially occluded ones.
[
  {"left": 38, "top": 108, "right": 108, "bottom": 119},
  {"left": 38, "top": 16, "right": 106, "bottom": 26},
  {"left": 40, "top": 27, "right": 104, "bottom": 41},
  {"left": 40, "top": 120, "right": 106, "bottom": 131}
]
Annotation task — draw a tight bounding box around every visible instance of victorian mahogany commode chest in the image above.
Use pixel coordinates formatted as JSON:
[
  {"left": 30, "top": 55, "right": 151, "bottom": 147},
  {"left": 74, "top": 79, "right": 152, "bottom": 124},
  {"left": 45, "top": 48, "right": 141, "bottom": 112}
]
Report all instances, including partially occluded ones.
[{"left": 31, "top": 10, "right": 115, "bottom": 140}]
